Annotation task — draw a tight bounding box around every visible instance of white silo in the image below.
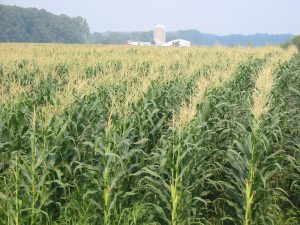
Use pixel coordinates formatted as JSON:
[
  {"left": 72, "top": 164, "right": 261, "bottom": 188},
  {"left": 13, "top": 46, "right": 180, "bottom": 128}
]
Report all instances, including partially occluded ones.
[{"left": 153, "top": 24, "right": 166, "bottom": 45}]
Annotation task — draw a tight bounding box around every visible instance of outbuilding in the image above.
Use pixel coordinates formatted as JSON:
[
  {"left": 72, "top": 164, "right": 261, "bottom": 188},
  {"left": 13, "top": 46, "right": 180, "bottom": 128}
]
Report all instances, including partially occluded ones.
[{"left": 163, "top": 39, "right": 191, "bottom": 47}]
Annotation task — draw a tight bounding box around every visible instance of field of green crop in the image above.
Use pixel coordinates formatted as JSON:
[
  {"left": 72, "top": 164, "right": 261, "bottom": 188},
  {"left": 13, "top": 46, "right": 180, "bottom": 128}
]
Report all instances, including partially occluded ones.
[{"left": 0, "top": 44, "right": 299, "bottom": 225}]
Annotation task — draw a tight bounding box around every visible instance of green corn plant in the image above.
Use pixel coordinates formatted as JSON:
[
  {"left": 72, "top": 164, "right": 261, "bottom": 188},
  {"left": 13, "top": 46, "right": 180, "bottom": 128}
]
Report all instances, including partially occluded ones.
[
  {"left": 129, "top": 55, "right": 246, "bottom": 225},
  {"left": 198, "top": 56, "right": 265, "bottom": 224},
  {"left": 14, "top": 153, "right": 20, "bottom": 225},
  {"left": 267, "top": 55, "right": 300, "bottom": 223},
  {"left": 0, "top": 152, "right": 21, "bottom": 225},
  {"left": 220, "top": 52, "right": 296, "bottom": 225},
  {"left": 0, "top": 44, "right": 299, "bottom": 225}
]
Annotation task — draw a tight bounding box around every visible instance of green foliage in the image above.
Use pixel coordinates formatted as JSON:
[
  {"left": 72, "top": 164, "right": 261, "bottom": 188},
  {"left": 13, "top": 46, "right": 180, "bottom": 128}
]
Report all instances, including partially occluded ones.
[
  {"left": 291, "top": 35, "right": 300, "bottom": 53},
  {"left": 0, "top": 4, "right": 90, "bottom": 43},
  {"left": 282, "top": 35, "right": 300, "bottom": 53},
  {"left": 0, "top": 46, "right": 299, "bottom": 225}
]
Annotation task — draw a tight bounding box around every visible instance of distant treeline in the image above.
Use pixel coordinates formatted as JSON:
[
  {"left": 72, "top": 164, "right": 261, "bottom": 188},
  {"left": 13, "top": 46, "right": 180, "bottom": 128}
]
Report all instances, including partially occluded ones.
[
  {"left": 89, "top": 32, "right": 153, "bottom": 45},
  {"left": 0, "top": 4, "right": 90, "bottom": 43},
  {"left": 90, "top": 30, "right": 294, "bottom": 47},
  {"left": 0, "top": 4, "right": 295, "bottom": 46},
  {"left": 167, "top": 30, "right": 294, "bottom": 46}
]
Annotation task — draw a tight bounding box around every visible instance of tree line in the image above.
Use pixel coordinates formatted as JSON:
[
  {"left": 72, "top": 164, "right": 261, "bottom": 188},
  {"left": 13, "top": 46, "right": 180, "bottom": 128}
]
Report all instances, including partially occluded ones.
[
  {"left": 0, "top": 3, "right": 298, "bottom": 48},
  {"left": 0, "top": 4, "right": 90, "bottom": 43}
]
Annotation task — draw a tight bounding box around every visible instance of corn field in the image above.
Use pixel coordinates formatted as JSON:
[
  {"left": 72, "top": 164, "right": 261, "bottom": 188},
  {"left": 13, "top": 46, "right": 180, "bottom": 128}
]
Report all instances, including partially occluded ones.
[{"left": 0, "top": 44, "right": 299, "bottom": 225}]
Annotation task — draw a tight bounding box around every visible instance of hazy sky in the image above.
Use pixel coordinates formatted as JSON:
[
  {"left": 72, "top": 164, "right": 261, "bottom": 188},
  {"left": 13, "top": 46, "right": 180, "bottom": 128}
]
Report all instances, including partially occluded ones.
[{"left": 1, "top": 0, "right": 299, "bottom": 34}]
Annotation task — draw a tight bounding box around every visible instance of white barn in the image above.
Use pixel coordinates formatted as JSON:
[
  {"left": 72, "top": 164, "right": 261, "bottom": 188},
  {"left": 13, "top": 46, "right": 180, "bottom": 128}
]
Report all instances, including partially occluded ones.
[{"left": 163, "top": 39, "right": 191, "bottom": 47}]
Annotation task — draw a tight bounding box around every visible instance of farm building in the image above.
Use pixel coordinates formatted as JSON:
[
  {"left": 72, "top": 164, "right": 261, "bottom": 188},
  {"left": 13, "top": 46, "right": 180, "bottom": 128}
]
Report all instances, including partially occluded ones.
[
  {"left": 163, "top": 39, "right": 191, "bottom": 47},
  {"left": 153, "top": 24, "right": 166, "bottom": 45}
]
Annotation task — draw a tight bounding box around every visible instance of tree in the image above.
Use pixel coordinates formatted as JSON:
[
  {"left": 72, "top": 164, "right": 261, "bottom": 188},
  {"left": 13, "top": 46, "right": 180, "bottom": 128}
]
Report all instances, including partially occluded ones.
[
  {"left": 291, "top": 35, "right": 300, "bottom": 53},
  {"left": 0, "top": 4, "right": 91, "bottom": 43}
]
